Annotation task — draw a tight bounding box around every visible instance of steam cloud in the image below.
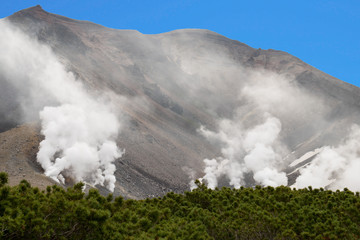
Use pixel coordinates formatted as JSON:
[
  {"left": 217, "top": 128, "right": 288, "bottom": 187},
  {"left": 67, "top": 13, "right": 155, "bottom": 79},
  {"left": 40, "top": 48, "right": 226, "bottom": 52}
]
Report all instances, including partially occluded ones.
[
  {"left": 2, "top": 18, "right": 360, "bottom": 194},
  {"left": 293, "top": 124, "right": 360, "bottom": 191},
  {"left": 0, "top": 21, "right": 123, "bottom": 191},
  {"left": 193, "top": 71, "right": 301, "bottom": 189},
  {"left": 194, "top": 66, "right": 360, "bottom": 192},
  {"left": 198, "top": 113, "right": 287, "bottom": 189}
]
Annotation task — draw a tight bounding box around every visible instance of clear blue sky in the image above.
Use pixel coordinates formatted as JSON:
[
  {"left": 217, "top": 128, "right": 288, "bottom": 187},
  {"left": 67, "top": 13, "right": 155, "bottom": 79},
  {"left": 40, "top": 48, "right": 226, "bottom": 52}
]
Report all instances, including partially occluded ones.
[{"left": 1, "top": 1, "right": 360, "bottom": 87}]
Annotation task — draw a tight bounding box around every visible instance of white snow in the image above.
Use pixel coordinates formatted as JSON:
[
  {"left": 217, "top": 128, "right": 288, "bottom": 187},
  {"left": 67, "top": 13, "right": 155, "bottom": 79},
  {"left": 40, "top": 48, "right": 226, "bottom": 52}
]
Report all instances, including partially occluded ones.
[{"left": 289, "top": 148, "right": 323, "bottom": 167}]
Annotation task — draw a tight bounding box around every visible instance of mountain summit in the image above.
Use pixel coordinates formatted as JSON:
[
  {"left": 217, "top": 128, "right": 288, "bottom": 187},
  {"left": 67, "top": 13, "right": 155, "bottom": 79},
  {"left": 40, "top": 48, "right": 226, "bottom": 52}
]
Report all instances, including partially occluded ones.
[{"left": 1, "top": 6, "right": 360, "bottom": 198}]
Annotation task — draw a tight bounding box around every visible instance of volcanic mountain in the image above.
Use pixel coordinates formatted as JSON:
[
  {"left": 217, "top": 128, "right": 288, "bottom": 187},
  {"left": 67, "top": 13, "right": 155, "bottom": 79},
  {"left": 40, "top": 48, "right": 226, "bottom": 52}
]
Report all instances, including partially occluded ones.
[{"left": 1, "top": 5, "right": 360, "bottom": 198}]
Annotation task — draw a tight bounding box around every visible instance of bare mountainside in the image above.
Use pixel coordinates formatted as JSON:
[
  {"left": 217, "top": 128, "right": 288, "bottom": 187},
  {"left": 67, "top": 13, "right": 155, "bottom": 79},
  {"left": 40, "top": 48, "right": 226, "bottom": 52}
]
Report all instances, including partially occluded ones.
[{"left": 1, "top": 5, "right": 360, "bottom": 198}]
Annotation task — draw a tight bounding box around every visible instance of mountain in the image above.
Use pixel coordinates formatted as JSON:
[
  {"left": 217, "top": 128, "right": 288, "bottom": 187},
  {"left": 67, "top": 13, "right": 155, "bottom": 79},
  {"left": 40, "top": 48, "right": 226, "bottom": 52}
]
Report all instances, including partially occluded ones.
[{"left": 1, "top": 5, "right": 360, "bottom": 198}]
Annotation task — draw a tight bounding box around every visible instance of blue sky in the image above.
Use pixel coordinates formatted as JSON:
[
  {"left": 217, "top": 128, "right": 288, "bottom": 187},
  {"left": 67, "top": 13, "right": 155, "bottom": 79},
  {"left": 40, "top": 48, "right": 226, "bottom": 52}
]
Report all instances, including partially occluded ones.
[{"left": 1, "top": 1, "right": 359, "bottom": 86}]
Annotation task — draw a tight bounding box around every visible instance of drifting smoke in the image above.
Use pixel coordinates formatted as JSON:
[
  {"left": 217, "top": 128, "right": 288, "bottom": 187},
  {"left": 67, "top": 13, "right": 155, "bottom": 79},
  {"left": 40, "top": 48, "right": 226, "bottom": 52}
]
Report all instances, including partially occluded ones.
[
  {"left": 198, "top": 113, "right": 287, "bottom": 189},
  {"left": 195, "top": 70, "right": 324, "bottom": 189},
  {"left": 0, "top": 21, "right": 123, "bottom": 191},
  {"left": 294, "top": 124, "right": 360, "bottom": 191},
  {"left": 2, "top": 17, "right": 360, "bottom": 194},
  {"left": 37, "top": 103, "right": 123, "bottom": 192},
  {"left": 182, "top": 166, "right": 198, "bottom": 190},
  {"left": 196, "top": 65, "right": 360, "bottom": 192}
]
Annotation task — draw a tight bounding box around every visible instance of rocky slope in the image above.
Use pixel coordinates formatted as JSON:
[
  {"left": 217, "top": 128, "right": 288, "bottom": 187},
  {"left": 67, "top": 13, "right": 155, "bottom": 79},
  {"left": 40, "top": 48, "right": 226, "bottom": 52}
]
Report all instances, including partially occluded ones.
[{"left": 1, "top": 5, "right": 360, "bottom": 198}]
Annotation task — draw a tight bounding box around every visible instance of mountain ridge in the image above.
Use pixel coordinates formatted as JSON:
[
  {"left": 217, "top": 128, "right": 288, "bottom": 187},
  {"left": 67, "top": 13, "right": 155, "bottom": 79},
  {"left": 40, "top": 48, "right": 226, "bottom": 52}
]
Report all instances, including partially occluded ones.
[{"left": 1, "top": 6, "right": 360, "bottom": 198}]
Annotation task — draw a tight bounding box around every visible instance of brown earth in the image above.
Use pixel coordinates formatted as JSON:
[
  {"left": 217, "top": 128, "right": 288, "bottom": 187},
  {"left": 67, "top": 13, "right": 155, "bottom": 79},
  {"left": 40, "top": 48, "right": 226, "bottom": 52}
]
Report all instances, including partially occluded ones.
[{"left": 0, "top": 123, "right": 58, "bottom": 188}]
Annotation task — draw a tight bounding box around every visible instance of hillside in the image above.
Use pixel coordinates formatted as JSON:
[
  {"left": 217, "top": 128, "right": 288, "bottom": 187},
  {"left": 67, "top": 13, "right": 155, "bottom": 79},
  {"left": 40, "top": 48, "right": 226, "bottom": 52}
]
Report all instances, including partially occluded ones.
[{"left": 1, "top": 5, "right": 360, "bottom": 198}]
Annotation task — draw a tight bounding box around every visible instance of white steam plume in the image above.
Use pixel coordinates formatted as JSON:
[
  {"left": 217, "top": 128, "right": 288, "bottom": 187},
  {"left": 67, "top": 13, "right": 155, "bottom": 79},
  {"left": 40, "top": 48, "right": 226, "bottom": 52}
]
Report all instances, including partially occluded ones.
[
  {"left": 182, "top": 166, "right": 198, "bottom": 190},
  {"left": 293, "top": 124, "right": 360, "bottom": 192},
  {"left": 0, "top": 21, "right": 123, "bottom": 191},
  {"left": 195, "top": 66, "right": 360, "bottom": 192},
  {"left": 194, "top": 70, "right": 320, "bottom": 190},
  {"left": 198, "top": 113, "right": 287, "bottom": 189}
]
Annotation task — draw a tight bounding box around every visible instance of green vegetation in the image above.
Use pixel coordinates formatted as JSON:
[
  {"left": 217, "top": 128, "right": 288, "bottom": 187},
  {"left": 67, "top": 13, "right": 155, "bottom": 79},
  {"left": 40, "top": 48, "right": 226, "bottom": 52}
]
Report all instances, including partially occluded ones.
[{"left": 0, "top": 174, "right": 360, "bottom": 240}]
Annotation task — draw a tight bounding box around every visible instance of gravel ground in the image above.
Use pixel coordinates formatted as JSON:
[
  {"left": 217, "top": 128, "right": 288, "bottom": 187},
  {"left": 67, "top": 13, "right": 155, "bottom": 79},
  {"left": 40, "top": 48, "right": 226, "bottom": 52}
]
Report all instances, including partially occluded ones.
[{"left": 0, "top": 123, "right": 58, "bottom": 189}]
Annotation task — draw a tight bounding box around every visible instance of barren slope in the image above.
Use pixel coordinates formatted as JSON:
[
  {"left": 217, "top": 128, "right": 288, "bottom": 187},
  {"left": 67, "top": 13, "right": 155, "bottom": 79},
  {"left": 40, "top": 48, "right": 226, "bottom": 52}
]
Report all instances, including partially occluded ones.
[{"left": 1, "top": 6, "right": 360, "bottom": 197}]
